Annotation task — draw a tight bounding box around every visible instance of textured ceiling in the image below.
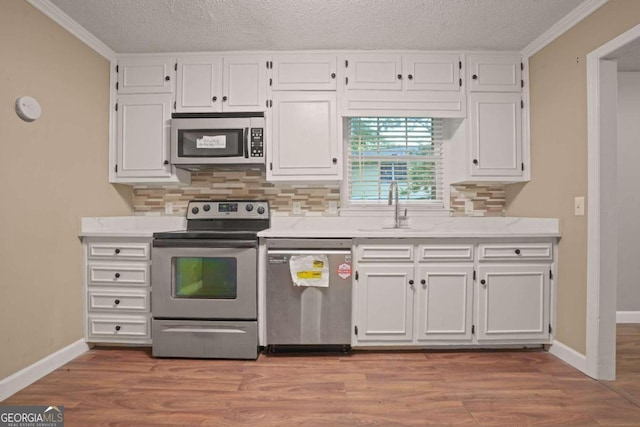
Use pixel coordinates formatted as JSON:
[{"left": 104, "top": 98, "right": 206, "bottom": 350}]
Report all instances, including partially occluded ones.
[{"left": 48, "top": 0, "right": 586, "bottom": 54}]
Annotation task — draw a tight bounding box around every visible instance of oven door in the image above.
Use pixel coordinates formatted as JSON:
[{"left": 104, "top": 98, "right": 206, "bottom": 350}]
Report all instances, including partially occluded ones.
[{"left": 152, "top": 240, "right": 257, "bottom": 320}]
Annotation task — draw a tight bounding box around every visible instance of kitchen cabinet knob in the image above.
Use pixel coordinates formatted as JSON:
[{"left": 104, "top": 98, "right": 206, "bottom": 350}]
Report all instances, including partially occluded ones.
[
  {"left": 115, "top": 325, "right": 121, "bottom": 331},
  {"left": 165, "top": 76, "right": 170, "bottom": 81},
  {"left": 480, "top": 279, "right": 486, "bottom": 286},
  {"left": 332, "top": 158, "right": 337, "bottom": 164},
  {"left": 472, "top": 74, "right": 478, "bottom": 80},
  {"left": 222, "top": 96, "right": 228, "bottom": 102},
  {"left": 408, "top": 74, "right": 413, "bottom": 80},
  {"left": 114, "top": 248, "right": 121, "bottom": 254},
  {"left": 473, "top": 159, "right": 478, "bottom": 165},
  {"left": 114, "top": 273, "right": 121, "bottom": 279},
  {"left": 515, "top": 249, "right": 521, "bottom": 255},
  {"left": 408, "top": 280, "right": 414, "bottom": 285},
  {"left": 331, "top": 73, "right": 336, "bottom": 79},
  {"left": 163, "top": 160, "right": 169, "bottom": 165},
  {"left": 420, "top": 279, "right": 426, "bottom": 285},
  {"left": 212, "top": 96, "right": 217, "bottom": 102},
  {"left": 397, "top": 74, "right": 402, "bottom": 80},
  {"left": 114, "top": 299, "right": 120, "bottom": 305}
]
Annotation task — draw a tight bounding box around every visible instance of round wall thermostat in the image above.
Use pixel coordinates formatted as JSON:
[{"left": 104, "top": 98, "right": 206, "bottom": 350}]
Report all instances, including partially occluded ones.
[{"left": 15, "top": 96, "right": 42, "bottom": 122}]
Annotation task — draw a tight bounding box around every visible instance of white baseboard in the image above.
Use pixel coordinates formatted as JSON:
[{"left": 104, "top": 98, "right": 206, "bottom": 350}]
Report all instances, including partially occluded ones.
[
  {"left": 616, "top": 311, "right": 640, "bottom": 323},
  {"left": 0, "top": 339, "right": 89, "bottom": 402},
  {"left": 548, "top": 340, "right": 588, "bottom": 375}
]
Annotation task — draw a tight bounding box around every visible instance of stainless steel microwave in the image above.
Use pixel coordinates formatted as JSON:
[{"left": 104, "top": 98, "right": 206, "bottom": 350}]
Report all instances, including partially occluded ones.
[{"left": 171, "top": 113, "right": 265, "bottom": 167}]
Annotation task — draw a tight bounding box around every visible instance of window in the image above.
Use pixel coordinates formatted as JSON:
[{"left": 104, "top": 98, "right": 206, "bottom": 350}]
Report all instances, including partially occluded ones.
[{"left": 347, "top": 117, "right": 445, "bottom": 209}]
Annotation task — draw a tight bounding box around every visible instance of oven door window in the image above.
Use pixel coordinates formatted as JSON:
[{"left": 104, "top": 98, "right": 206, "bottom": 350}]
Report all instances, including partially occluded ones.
[
  {"left": 173, "top": 257, "right": 237, "bottom": 299},
  {"left": 178, "top": 128, "right": 244, "bottom": 157}
]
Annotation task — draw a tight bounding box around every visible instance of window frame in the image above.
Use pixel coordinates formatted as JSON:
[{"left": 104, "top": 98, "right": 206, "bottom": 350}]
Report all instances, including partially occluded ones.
[{"left": 340, "top": 117, "right": 451, "bottom": 216}]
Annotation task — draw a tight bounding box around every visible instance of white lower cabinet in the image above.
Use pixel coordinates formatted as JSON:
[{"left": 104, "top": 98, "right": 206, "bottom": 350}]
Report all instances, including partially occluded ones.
[
  {"left": 83, "top": 237, "right": 152, "bottom": 345},
  {"left": 353, "top": 239, "right": 555, "bottom": 347}
]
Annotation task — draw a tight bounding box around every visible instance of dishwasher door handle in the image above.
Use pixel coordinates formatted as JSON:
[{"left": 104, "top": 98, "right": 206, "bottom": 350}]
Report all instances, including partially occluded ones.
[{"left": 267, "top": 250, "right": 352, "bottom": 255}]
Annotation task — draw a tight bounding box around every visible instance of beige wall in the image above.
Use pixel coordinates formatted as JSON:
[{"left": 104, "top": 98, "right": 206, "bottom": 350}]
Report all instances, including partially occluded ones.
[
  {"left": 506, "top": 0, "right": 640, "bottom": 354},
  {"left": 0, "top": 1, "right": 132, "bottom": 380}
]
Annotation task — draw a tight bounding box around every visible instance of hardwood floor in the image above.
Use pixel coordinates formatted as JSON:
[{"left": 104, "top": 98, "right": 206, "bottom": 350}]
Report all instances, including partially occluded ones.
[{"left": 4, "top": 339, "right": 640, "bottom": 426}]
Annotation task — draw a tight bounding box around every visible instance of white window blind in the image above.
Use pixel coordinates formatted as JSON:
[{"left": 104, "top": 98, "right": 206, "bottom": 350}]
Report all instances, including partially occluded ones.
[{"left": 348, "top": 117, "right": 444, "bottom": 208}]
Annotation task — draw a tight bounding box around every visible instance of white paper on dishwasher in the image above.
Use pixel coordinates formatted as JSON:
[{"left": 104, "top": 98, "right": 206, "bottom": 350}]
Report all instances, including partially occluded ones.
[
  {"left": 196, "top": 135, "right": 227, "bottom": 149},
  {"left": 289, "top": 255, "right": 329, "bottom": 287}
]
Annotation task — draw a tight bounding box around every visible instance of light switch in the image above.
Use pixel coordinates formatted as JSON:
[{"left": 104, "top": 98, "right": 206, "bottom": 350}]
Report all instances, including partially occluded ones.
[
  {"left": 292, "top": 201, "right": 302, "bottom": 215},
  {"left": 165, "top": 202, "right": 173, "bottom": 215},
  {"left": 328, "top": 201, "right": 338, "bottom": 215},
  {"left": 465, "top": 200, "right": 474, "bottom": 215},
  {"left": 574, "top": 196, "right": 585, "bottom": 216}
]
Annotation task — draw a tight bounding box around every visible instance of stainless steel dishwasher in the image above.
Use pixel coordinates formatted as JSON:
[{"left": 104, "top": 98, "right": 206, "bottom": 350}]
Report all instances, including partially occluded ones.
[{"left": 266, "top": 238, "right": 353, "bottom": 353}]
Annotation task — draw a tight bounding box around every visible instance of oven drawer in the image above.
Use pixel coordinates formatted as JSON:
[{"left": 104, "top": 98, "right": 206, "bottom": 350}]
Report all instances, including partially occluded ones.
[
  {"left": 88, "top": 290, "right": 149, "bottom": 312},
  {"left": 152, "top": 319, "right": 258, "bottom": 360},
  {"left": 88, "top": 263, "right": 149, "bottom": 286},
  {"left": 88, "top": 316, "right": 150, "bottom": 340},
  {"left": 87, "top": 242, "right": 150, "bottom": 261}
]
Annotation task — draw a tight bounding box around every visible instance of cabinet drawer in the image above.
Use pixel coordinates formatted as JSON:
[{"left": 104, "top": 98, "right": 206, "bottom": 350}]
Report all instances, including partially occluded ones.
[
  {"left": 418, "top": 244, "right": 474, "bottom": 262},
  {"left": 358, "top": 245, "right": 414, "bottom": 262},
  {"left": 88, "top": 316, "right": 150, "bottom": 339},
  {"left": 88, "top": 290, "right": 149, "bottom": 312},
  {"left": 88, "top": 263, "right": 149, "bottom": 286},
  {"left": 88, "top": 242, "right": 150, "bottom": 261},
  {"left": 478, "top": 243, "right": 552, "bottom": 261}
]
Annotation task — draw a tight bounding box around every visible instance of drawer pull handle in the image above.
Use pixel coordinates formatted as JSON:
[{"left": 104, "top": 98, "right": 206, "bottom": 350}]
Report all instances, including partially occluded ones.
[
  {"left": 408, "top": 279, "right": 414, "bottom": 285},
  {"left": 515, "top": 249, "right": 521, "bottom": 255},
  {"left": 114, "top": 248, "right": 121, "bottom": 254},
  {"left": 480, "top": 279, "right": 486, "bottom": 287},
  {"left": 115, "top": 325, "right": 121, "bottom": 331},
  {"left": 114, "top": 273, "right": 121, "bottom": 279},
  {"left": 114, "top": 299, "right": 120, "bottom": 305}
]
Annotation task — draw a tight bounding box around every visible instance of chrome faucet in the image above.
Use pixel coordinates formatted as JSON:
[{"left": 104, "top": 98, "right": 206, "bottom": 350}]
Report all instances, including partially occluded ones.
[{"left": 388, "top": 181, "right": 400, "bottom": 228}]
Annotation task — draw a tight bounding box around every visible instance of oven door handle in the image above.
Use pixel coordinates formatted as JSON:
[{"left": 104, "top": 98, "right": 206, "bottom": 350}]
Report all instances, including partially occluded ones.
[{"left": 153, "top": 239, "right": 256, "bottom": 249}]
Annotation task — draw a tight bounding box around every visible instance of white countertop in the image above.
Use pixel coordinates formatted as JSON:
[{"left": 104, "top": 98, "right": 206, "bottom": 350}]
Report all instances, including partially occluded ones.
[
  {"left": 79, "top": 215, "right": 560, "bottom": 239},
  {"left": 259, "top": 216, "right": 561, "bottom": 239},
  {"left": 79, "top": 216, "right": 186, "bottom": 238}
]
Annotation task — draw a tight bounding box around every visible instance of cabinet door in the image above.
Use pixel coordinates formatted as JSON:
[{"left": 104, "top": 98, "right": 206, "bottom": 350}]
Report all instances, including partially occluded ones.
[
  {"left": 404, "top": 54, "right": 462, "bottom": 92},
  {"left": 116, "top": 94, "right": 172, "bottom": 178},
  {"left": 355, "top": 264, "right": 414, "bottom": 342},
  {"left": 271, "top": 54, "right": 338, "bottom": 90},
  {"left": 469, "top": 92, "right": 523, "bottom": 177},
  {"left": 416, "top": 265, "right": 474, "bottom": 342},
  {"left": 268, "top": 91, "right": 339, "bottom": 179},
  {"left": 476, "top": 264, "right": 550, "bottom": 342},
  {"left": 468, "top": 55, "right": 522, "bottom": 93},
  {"left": 223, "top": 56, "right": 267, "bottom": 112},
  {"left": 344, "top": 54, "right": 402, "bottom": 91},
  {"left": 175, "top": 56, "right": 222, "bottom": 113},
  {"left": 117, "top": 57, "right": 173, "bottom": 94}
]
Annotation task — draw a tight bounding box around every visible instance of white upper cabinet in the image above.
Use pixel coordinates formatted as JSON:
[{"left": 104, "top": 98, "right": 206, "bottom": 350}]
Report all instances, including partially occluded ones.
[
  {"left": 271, "top": 54, "right": 338, "bottom": 91},
  {"left": 468, "top": 54, "right": 522, "bottom": 93},
  {"left": 116, "top": 93, "right": 172, "bottom": 179},
  {"left": 175, "top": 55, "right": 266, "bottom": 113},
  {"left": 344, "top": 54, "right": 403, "bottom": 91},
  {"left": 268, "top": 91, "right": 339, "bottom": 180},
  {"left": 117, "top": 57, "right": 174, "bottom": 94},
  {"left": 469, "top": 92, "right": 523, "bottom": 177},
  {"left": 403, "top": 54, "right": 462, "bottom": 92}
]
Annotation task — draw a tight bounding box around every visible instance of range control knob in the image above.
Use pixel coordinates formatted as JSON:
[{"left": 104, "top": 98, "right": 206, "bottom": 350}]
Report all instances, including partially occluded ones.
[
  {"left": 203, "top": 204, "right": 211, "bottom": 212},
  {"left": 246, "top": 204, "right": 254, "bottom": 212},
  {"left": 257, "top": 206, "right": 265, "bottom": 215},
  {"left": 191, "top": 207, "right": 199, "bottom": 215}
]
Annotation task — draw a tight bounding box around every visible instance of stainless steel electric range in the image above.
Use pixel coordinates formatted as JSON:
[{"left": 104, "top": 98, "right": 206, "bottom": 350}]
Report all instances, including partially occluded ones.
[{"left": 151, "top": 200, "right": 269, "bottom": 359}]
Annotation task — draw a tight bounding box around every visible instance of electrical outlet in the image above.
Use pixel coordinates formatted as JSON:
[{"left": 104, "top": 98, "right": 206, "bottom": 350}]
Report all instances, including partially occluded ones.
[
  {"left": 164, "top": 202, "right": 173, "bottom": 215},
  {"left": 574, "top": 196, "right": 585, "bottom": 216},
  {"left": 464, "top": 200, "right": 474, "bottom": 215},
  {"left": 328, "top": 201, "right": 338, "bottom": 215},
  {"left": 292, "top": 201, "right": 302, "bottom": 215}
]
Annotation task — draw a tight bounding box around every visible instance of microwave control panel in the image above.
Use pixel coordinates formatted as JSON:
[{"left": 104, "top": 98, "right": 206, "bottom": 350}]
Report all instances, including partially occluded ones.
[{"left": 250, "top": 128, "right": 264, "bottom": 158}]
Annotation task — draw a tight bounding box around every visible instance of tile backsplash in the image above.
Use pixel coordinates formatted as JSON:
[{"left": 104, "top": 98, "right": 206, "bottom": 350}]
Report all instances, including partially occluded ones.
[{"left": 132, "top": 169, "right": 505, "bottom": 216}]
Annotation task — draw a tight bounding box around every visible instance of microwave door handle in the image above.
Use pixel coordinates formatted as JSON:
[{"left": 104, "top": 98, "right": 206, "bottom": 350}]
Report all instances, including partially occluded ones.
[{"left": 244, "top": 127, "right": 249, "bottom": 158}]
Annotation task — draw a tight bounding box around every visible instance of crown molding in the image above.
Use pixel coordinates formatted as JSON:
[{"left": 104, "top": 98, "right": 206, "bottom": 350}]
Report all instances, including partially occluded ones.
[
  {"left": 25, "top": 0, "right": 116, "bottom": 61},
  {"left": 521, "top": 0, "right": 609, "bottom": 58}
]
